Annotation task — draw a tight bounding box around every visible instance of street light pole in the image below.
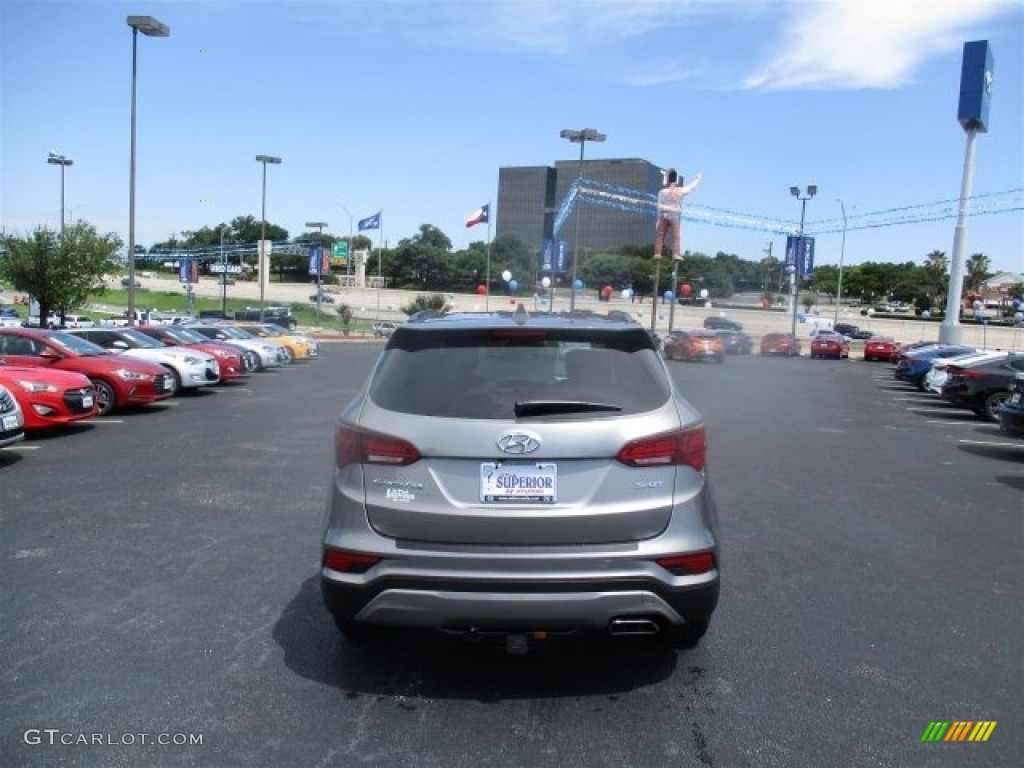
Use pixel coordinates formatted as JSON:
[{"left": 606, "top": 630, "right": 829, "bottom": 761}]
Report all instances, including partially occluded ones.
[
  {"left": 834, "top": 199, "right": 847, "bottom": 324},
  {"left": 335, "top": 203, "right": 354, "bottom": 279},
  {"left": 789, "top": 185, "right": 816, "bottom": 341},
  {"left": 47, "top": 153, "right": 73, "bottom": 236},
  {"left": 305, "top": 221, "right": 328, "bottom": 321},
  {"left": 255, "top": 155, "right": 282, "bottom": 322},
  {"left": 559, "top": 128, "right": 606, "bottom": 313},
  {"left": 126, "top": 15, "right": 169, "bottom": 327},
  {"left": 219, "top": 224, "right": 229, "bottom": 316}
]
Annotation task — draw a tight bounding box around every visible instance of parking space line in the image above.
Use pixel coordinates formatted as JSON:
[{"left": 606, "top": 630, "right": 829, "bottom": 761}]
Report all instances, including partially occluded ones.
[
  {"left": 906, "top": 407, "right": 964, "bottom": 415},
  {"left": 958, "top": 439, "right": 1024, "bottom": 449},
  {"left": 2, "top": 444, "right": 39, "bottom": 451},
  {"left": 926, "top": 420, "right": 985, "bottom": 426}
]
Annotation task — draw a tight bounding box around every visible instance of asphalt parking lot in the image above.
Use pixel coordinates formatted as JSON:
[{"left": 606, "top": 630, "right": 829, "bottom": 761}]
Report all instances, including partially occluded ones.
[{"left": 1, "top": 344, "right": 1021, "bottom": 768}]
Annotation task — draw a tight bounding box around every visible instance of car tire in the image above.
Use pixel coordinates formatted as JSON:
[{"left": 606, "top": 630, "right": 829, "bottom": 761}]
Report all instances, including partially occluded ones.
[
  {"left": 983, "top": 391, "right": 1009, "bottom": 422},
  {"left": 164, "top": 366, "right": 182, "bottom": 395},
  {"left": 90, "top": 378, "right": 116, "bottom": 416},
  {"left": 666, "top": 616, "right": 710, "bottom": 650},
  {"left": 281, "top": 347, "right": 295, "bottom": 364}
]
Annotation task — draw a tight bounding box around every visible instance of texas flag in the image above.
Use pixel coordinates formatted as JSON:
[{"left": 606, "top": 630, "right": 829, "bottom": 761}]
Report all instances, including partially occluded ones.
[{"left": 465, "top": 204, "right": 489, "bottom": 228}]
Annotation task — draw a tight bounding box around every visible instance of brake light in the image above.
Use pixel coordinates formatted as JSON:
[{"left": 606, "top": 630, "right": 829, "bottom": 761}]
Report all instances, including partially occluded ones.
[
  {"left": 962, "top": 369, "right": 987, "bottom": 379},
  {"left": 617, "top": 425, "right": 706, "bottom": 471},
  {"left": 323, "top": 550, "right": 381, "bottom": 573},
  {"left": 335, "top": 424, "right": 421, "bottom": 468},
  {"left": 656, "top": 552, "right": 716, "bottom": 575}
]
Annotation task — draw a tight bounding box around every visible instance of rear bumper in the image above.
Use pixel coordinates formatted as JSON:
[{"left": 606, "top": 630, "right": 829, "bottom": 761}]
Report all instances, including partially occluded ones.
[{"left": 322, "top": 575, "right": 719, "bottom": 633}]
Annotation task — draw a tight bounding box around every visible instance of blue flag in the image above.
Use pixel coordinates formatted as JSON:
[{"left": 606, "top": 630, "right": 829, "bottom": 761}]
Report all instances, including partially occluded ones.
[{"left": 358, "top": 212, "right": 381, "bottom": 231}]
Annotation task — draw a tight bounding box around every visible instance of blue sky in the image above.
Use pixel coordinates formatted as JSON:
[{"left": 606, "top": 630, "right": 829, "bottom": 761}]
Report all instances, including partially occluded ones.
[{"left": 2, "top": 0, "right": 1022, "bottom": 275}]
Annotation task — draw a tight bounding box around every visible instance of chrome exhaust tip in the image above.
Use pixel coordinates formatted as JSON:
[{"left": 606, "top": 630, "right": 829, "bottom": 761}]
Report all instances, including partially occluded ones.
[{"left": 608, "top": 617, "right": 661, "bottom": 636}]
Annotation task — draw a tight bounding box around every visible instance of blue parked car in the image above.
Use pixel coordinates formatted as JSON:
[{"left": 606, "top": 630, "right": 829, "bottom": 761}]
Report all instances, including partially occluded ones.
[{"left": 894, "top": 345, "right": 978, "bottom": 391}]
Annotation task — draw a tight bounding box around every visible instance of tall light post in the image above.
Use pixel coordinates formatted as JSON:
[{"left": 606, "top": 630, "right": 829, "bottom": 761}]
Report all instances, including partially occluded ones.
[
  {"left": 306, "top": 220, "right": 327, "bottom": 320},
  {"left": 219, "top": 223, "right": 230, "bottom": 316},
  {"left": 255, "top": 154, "right": 282, "bottom": 321},
  {"left": 789, "top": 185, "right": 816, "bottom": 341},
  {"left": 335, "top": 203, "right": 354, "bottom": 279},
  {"left": 126, "top": 15, "right": 169, "bottom": 326},
  {"left": 834, "top": 199, "right": 847, "bottom": 324},
  {"left": 559, "top": 128, "right": 606, "bottom": 312},
  {"left": 47, "top": 152, "right": 73, "bottom": 236}
]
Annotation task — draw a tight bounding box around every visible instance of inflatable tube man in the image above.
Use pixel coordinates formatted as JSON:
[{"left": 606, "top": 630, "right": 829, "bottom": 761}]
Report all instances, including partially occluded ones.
[{"left": 653, "top": 169, "right": 702, "bottom": 261}]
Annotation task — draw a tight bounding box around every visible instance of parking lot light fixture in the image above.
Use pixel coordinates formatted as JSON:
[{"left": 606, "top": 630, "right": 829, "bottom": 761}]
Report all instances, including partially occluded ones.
[
  {"left": 835, "top": 199, "right": 847, "bottom": 324},
  {"left": 306, "top": 221, "right": 328, "bottom": 319},
  {"left": 47, "top": 153, "right": 73, "bottom": 236},
  {"left": 790, "top": 185, "right": 816, "bottom": 341},
  {"left": 560, "top": 128, "right": 606, "bottom": 312},
  {"left": 255, "top": 155, "right": 282, "bottom": 322},
  {"left": 126, "top": 14, "right": 170, "bottom": 326}
]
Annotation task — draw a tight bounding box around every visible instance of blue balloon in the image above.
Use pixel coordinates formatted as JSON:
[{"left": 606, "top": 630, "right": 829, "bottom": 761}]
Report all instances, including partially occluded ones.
[
  {"left": 508, "top": 279, "right": 518, "bottom": 293},
  {"left": 663, "top": 290, "right": 674, "bottom": 301},
  {"left": 1013, "top": 298, "right": 1021, "bottom": 310},
  {"left": 573, "top": 279, "right": 583, "bottom": 290}
]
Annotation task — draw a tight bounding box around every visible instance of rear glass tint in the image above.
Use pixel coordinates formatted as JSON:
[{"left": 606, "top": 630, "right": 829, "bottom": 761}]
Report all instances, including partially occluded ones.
[{"left": 370, "top": 327, "right": 670, "bottom": 418}]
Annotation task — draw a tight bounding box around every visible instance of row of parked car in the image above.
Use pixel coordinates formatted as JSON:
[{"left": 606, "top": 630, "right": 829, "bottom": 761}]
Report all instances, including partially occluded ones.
[
  {"left": 0, "top": 321, "right": 320, "bottom": 446},
  {"left": 888, "top": 340, "right": 1024, "bottom": 432}
]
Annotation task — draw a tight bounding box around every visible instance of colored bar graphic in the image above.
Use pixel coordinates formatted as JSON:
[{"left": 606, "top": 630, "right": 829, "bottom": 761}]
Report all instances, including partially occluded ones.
[{"left": 921, "top": 721, "right": 996, "bottom": 742}]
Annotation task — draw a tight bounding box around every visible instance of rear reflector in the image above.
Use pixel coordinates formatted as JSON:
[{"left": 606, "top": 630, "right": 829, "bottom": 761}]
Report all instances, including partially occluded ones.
[
  {"left": 617, "top": 425, "right": 706, "bottom": 471},
  {"left": 335, "top": 424, "right": 421, "bottom": 468},
  {"left": 656, "top": 552, "right": 716, "bottom": 575},
  {"left": 323, "top": 550, "right": 381, "bottom": 573}
]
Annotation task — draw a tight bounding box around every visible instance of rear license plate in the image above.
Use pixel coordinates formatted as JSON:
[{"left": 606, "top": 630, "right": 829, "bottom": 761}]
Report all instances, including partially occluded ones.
[
  {"left": 162, "top": 378, "right": 174, "bottom": 391},
  {"left": 2, "top": 414, "right": 18, "bottom": 431},
  {"left": 1011, "top": 392, "right": 1022, "bottom": 405},
  {"left": 481, "top": 462, "right": 557, "bottom": 504},
  {"left": 82, "top": 396, "right": 94, "bottom": 408}
]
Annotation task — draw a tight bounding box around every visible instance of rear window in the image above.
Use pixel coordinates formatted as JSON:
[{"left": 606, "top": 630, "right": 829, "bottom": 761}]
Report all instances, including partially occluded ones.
[{"left": 369, "top": 327, "right": 670, "bottom": 419}]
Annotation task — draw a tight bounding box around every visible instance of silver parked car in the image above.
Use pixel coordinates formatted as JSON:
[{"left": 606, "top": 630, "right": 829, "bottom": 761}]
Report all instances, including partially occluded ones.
[{"left": 321, "top": 307, "right": 720, "bottom": 652}]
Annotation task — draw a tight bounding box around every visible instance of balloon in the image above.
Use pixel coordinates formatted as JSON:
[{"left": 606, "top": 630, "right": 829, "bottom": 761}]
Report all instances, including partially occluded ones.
[
  {"left": 681, "top": 284, "right": 692, "bottom": 297},
  {"left": 476, "top": 284, "right": 487, "bottom": 295},
  {"left": 921, "top": 310, "right": 931, "bottom": 319},
  {"left": 699, "top": 289, "right": 709, "bottom": 299},
  {"left": 502, "top": 270, "right": 512, "bottom": 282},
  {"left": 972, "top": 299, "right": 983, "bottom": 310},
  {"left": 541, "top": 277, "right": 551, "bottom": 288},
  {"left": 1012, "top": 298, "right": 1021, "bottom": 310},
  {"left": 508, "top": 279, "right": 518, "bottom": 292},
  {"left": 603, "top": 284, "right": 613, "bottom": 297},
  {"left": 573, "top": 279, "right": 583, "bottom": 290},
  {"left": 622, "top": 288, "right": 633, "bottom": 299},
  {"left": 663, "top": 290, "right": 674, "bottom": 301}
]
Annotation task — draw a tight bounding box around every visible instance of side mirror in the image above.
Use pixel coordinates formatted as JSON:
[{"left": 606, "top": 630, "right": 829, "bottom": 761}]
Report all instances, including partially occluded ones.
[
  {"left": 112, "top": 340, "right": 130, "bottom": 349},
  {"left": 39, "top": 347, "right": 62, "bottom": 360}
]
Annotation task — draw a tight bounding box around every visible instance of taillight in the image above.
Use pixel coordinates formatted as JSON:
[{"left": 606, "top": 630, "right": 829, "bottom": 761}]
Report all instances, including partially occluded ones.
[
  {"left": 323, "top": 550, "right": 381, "bottom": 573},
  {"left": 335, "top": 424, "right": 421, "bottom": 468},
  {"left": 617, "top": 426, "right": 706, "bottom": 471},
  {"left": 962, "top": 369, "right": 987, "bottom": 379},
  {"left": 656, "top": 552, "right": 715, "bottom": 575}
]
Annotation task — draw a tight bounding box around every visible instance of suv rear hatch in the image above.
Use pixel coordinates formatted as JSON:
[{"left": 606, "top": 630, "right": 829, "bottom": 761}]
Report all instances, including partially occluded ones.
[{"left": 341, "top": 324, "right": 708, "bottom": 546}]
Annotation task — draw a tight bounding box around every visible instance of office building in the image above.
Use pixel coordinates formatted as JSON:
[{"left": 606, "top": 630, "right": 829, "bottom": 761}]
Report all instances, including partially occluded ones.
[{"left": 496, "top": 158, "right": 664, "bottom": 258}]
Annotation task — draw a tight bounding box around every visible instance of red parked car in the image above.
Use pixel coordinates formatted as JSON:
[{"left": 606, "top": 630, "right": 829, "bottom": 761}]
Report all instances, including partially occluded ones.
[
  {"left": 135, "top": 324, "right": 254, "bottom": 381},
  {"left": 863, "top": 336, "right": 899, "bottom": 362},
  {"left": 0, "top": 328, "right": 175, "bottom": 416},
  {"left": 760, "top": 333, "right": 801, "bottom": 357},
  {"left": 663, "top": 330, "right": 726, "bottom": 362},
  {"left": 810, "top": 332, "right": 850, "bottom": 359},
  {"left": 0, "top": 366, "right": 98, "bottom": 430}
]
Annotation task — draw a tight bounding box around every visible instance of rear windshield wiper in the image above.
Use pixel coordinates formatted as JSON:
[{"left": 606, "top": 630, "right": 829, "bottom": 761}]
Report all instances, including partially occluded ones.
[{"left": 514, "top": 400, "right": 622, "bottom": 417}]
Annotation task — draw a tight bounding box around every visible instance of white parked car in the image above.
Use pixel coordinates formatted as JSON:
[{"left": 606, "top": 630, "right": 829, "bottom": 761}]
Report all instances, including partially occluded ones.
[
  {"left": 925, "top": 350, "right": 1010, "bottom": 394},
  {"left": 64, "top": 328, "right": 220, "bottom": 394}
]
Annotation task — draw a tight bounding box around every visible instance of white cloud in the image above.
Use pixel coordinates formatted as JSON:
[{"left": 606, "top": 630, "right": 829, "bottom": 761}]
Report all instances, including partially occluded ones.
[{"left": 743, "top": 0, "right": 1019, "bottom": 91}]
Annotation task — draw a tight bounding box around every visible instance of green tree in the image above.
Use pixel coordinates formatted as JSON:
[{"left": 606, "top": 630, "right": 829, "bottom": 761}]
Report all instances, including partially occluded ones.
[
  {"left": 0, "top": 222, "right": 122, "bottom": 324},
  {"left": 923, "top": 250, "right": 949, "bottom": 309},
  {"left": 964, "top": 253, "right": 991, "bottom": 293},
  {"left": 393, "top": 224, "right": 454, "bottom": 289}
]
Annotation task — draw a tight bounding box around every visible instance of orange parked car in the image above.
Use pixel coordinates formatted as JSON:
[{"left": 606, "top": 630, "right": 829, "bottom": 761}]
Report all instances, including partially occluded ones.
[
  {"left": 663, "top": 330, "right": 725, "bottom": 363},
  {"left": 759, "top": 333, "right": 801, "bottom": 357}
]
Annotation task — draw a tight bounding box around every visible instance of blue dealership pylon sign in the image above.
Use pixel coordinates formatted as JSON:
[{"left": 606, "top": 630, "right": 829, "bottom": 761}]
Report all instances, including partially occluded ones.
[{"left": 786, "top": 235, "right": 815, "bottom": 277}]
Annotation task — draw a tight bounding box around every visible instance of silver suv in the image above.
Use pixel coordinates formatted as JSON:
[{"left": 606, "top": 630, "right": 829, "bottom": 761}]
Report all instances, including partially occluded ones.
[{"left": 320, "top": 307, "right": 720, "bottom": 652}]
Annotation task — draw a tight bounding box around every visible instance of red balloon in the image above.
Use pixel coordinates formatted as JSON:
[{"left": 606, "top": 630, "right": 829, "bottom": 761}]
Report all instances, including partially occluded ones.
[
  {"left": 681, "top": 283, "right": 692, "bottom": 296},
  {"left": 476, "top": 284, "right": 487, "bottom": 295},
  {"left": 602, "top": 284, "right": 613, "bottom": 296}
]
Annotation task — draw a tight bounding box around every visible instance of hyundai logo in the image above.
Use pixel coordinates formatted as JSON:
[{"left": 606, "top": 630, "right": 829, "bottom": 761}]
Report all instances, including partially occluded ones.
[{"left": 497, "top": 432, "right": 541, "bottom": 455}]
